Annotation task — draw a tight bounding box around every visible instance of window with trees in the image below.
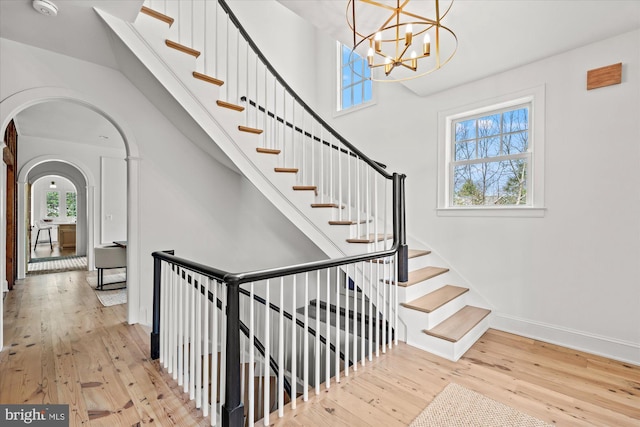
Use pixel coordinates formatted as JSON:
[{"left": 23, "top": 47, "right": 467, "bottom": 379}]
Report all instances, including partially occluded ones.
[
  {"left": 46, "top": 191, "right": 60, "bottom": 217},
  {"left": 66, "top": 192, "right": 77, "bottom": 217},
  {"left": 451, "top": 104, "right": 530, "bottom": 206},
  {"left": 338, "top": 43, "right": 373, "bottom": 111},
  {"left": 438, "top": 87, "right": 545, "bottom": 216}
]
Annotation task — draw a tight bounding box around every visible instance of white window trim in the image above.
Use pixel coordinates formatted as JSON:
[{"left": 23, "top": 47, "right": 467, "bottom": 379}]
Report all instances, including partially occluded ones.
[
  {"left": 437, "top": 85, "right": 546, "bottom": 217},
  {"left": 334, "top": 42, "right": 376, "bottom": 117}
]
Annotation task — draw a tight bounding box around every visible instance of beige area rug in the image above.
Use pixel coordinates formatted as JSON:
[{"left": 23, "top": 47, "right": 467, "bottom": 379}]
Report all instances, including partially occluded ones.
[
  {"left": 409, "top": 383, "right": 552, "bottom": 427},
  {"left": 86, "top": 271, "right": 127, "bottom": 307}
]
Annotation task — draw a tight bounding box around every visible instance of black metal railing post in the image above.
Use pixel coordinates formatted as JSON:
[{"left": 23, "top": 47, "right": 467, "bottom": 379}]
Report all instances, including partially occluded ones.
[
  {"left": 222, "top": 278, "right": 244, "bottom": 427},
  {"left": 151, "top": 250, "right": 175, "bottom": 360},
  {"left": 397, "top": 175, "right": 409, "bottom": 283}
]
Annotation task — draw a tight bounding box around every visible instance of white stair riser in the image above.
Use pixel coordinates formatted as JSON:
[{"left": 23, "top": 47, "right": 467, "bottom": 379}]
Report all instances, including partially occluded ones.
[
  {"left": 397, "top": 273, "right": 451, "bottom": 303},
  {"left": 404, "top": 314, "right": 491, "bottom": 361},
  {"left": 400, "top": 291, "right": 467, "bottom": 330}
]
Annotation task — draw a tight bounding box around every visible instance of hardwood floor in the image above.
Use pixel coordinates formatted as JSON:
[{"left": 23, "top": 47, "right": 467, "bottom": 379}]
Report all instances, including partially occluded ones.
[
  {"left": 1, "top": 271, "right": 639, "bottom": 426},
  {"left": 1, "top": 271, "right": 205, "bottom": 426}
]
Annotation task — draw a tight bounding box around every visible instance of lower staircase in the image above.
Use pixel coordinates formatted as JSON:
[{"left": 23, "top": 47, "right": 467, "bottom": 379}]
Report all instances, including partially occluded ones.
[{"left": 398, "top": 249, "right": 491, "bottom": 361}]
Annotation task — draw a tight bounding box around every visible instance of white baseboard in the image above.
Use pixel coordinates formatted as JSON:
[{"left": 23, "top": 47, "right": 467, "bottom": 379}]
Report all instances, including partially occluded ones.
[{"left": 491, "top": 312, "right": 640, "bottom": 366}]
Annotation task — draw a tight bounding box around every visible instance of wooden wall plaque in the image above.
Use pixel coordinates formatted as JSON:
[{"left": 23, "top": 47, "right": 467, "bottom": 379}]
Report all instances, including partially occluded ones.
[{"left": 587, "top": 63, "right": 622, "bottom": 90}]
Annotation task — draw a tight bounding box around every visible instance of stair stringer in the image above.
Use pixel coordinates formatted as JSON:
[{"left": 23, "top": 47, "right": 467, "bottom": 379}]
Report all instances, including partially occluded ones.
[
  {"left": 98, "top": 8, "right": 354, "bottom": 260},
  {"left": 98, "top": 8, "right": 397, "bottom": 262}
]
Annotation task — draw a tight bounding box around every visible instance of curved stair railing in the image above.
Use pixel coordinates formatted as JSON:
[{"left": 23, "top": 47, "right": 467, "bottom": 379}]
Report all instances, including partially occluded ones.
[
  {"left": 152, "top": 173, "right": 405, "bottom": 427},
  {"left": 139, "top": 0, "right": 409, "bottom": 270}
]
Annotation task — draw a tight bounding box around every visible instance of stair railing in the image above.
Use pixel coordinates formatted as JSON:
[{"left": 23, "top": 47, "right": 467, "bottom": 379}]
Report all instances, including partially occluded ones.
[
  {"left": 142, "top": 0, "right": 409, "bottom": 264},
  {"left": 151, "top": 173, "right": 405, "bottom": 427}
]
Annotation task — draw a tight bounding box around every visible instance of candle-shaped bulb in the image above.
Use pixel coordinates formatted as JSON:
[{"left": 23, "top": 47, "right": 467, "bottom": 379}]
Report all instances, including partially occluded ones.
[
  {"left": 410, "top": 50, "right": 417, "bottom": 70},
  {"left": 374, "top": 32, "right": 382, "bottom": 52},
  {"left": 405, "top": 23, "right": 413, "bottom": 46},
  {"left": 367, "top": 47, "right": 374, "bottom": 66},
  {"left": 423, "top": 33, "right": 431, "bottom": 56},
  {"left": 384, "top": 57, "right": 393, "bottom": 75}
]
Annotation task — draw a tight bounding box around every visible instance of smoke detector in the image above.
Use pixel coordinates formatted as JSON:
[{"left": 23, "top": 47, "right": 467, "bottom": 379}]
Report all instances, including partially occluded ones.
[{"left": 32, "top": 0, "right": 58, "bottom": 17}]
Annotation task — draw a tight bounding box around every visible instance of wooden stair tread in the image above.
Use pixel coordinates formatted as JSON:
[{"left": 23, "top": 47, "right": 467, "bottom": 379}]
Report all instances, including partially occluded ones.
[
  {"left": 329, "top": 219, "right": 369, "bottom": 225},
  {"left": 423, "top": 306, "right": 491, "bottom": 342},
  {"left": 193, "top": 71, "right": 224, "bottom": 86},
  {"left": 256, "top": 148, "right": 280, "bottom": 155},
  {"left": 346, "top": 234, "right": 392, "bottom": 244},
  {"left": 216, "top": 100, "right": 244, "bottom": 111},
  {"left": 165, "top": 40, "right": 200, "bottom": 58},
  {"left": 274, "top": 167, "right": 298, "bottom": 173},
  {"left": 397, "top": 266, "right": 449, "bottom": 287},
  {"left": 311, "top": 203, "right": 344, "bottom": 208},
  {"left": 372, "top": 247, "right": 430, "bottom": 263},
  {"left": 293, "top": 185, "right": 317, "bottom": 191},
  {"left": 408, "top": 249, "right": 431, "bottom": 259},
  {"left": 140, "top": 6, "right": 174, "bottom": 26},
  {"left": 401, "top": 285, "right": 469, "bottom": 313},
  {"left": 238, "top": 125, "right": 263, "bottom": 134}
]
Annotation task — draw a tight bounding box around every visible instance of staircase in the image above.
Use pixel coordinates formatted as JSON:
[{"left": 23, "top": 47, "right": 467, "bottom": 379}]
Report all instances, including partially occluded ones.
[{"left": 101, "top": 0, "right": 493, "bottom": 425}]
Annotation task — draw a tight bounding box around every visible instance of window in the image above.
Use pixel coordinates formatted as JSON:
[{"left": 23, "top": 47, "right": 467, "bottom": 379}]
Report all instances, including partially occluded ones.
[
  {"left": 452, "top": 105, "right": 530, "bottom": 206},
  {"left": 338, "top": 43, "right": 373, "bottom": 111},
  {"left": 66, "top": 192, "right": 77, "bottom": 217},
  {"left": 46, "top": 191, "right": 60, "bottom": 217},
  {"left": 437, "top": 87, "right": 545, "bottom": 217}
]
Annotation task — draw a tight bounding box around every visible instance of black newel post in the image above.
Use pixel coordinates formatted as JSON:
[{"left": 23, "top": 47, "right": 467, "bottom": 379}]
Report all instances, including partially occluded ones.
[
  {"left": 397, "top": 175, "right": 409, "bottom": 283},
  {"left": 150, "top": 254, "right": 162, "bottom": 360},
  {"left": 151, "top": 250, "right": 174, "bottom": 360},
  {"left": 222, "top": 279, "right": 244, "bottom": 427}
]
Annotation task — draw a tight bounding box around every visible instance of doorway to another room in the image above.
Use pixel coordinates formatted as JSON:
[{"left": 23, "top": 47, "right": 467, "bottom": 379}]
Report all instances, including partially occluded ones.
[{"left": 28, "top": 174, "right": 84, "bottom": 274}]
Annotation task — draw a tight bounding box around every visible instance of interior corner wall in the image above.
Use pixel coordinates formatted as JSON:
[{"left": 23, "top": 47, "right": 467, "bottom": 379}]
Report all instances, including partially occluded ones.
[
  {"left": 314, "top": 29, "right": 640, "bottom": 363},
  {"left": 1, "top": 37, "right": 325, "bottom": 326}
]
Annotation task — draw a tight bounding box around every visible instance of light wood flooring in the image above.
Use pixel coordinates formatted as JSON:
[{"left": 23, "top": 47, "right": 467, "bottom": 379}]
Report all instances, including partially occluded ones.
[{"left": 1, "top": 271, "right": 639, "bottom": 426}]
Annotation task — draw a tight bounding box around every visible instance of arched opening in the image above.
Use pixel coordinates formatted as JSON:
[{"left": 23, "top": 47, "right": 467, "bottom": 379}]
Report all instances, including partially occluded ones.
[{"left": 1, "top": 88, "right": 141, "bottom": 340}]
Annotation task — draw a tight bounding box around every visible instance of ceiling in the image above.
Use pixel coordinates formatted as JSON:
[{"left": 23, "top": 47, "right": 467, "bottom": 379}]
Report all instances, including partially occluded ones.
[
  {"left": 2, "top": 0, "right": 639, "bottom": 149},
  {"left": 1, "top": 0, "right": 143, "bottom": 149},
  {"left": 277, "top": 0, "right": 640, "bottom": 96},
  {"left": 14, "top": 101, "right": 124, "bottom": 148}
]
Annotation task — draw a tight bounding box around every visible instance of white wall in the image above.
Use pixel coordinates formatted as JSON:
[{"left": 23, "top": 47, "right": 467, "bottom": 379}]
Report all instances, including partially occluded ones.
[
  {"left": 1, "top": 37, "right": 325, "bottom": 326},
  {"left": 313, "top": 30, "right": 640, "bottom": 363},
  {"left": 100, "top": 156, "right": 127, "bottom": 244},
  {"left": 227, "top": 0, "right": 319, "bottom": 108}
]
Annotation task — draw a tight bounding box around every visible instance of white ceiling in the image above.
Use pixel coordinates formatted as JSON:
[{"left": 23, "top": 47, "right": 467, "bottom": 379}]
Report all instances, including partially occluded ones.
[
  {"left": 14, "top": 100, "right": 124, "bottom": 148},
  {"left": 277, "top": 0, "right": 640, "bottom": 96}
]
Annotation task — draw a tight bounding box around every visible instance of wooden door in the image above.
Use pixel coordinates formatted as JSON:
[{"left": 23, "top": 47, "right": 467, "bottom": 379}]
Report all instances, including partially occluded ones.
[{"left": 4, "top": 120, "right": 17, "bottom": 290}]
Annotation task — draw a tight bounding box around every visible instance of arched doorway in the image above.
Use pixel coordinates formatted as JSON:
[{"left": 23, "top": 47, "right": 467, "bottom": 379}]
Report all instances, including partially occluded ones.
[{"left": 1, "top": 88, "right": 141, "bottom": 343}]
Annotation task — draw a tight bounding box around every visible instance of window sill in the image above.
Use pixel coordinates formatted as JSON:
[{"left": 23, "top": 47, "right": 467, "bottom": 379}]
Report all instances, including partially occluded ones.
[{"left": 436, "top": 207, "right": 546, "bottom": 218}]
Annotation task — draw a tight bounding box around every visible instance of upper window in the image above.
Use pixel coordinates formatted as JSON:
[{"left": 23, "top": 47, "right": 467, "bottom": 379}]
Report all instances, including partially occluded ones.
[
  {"left": 451, "top": 105, "right": 530, "bottom": 206},
  {"left": 438, "top": 87, "right": 545, "bottom": 217},
  {"left": 338, "top": 43, "right": 372, "bottom": 111}
]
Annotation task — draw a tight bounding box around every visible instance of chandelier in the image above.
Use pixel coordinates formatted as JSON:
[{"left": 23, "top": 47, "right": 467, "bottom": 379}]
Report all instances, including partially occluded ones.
[{"left": 347, "top": 0, "right": 457, "bottom": 82}]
